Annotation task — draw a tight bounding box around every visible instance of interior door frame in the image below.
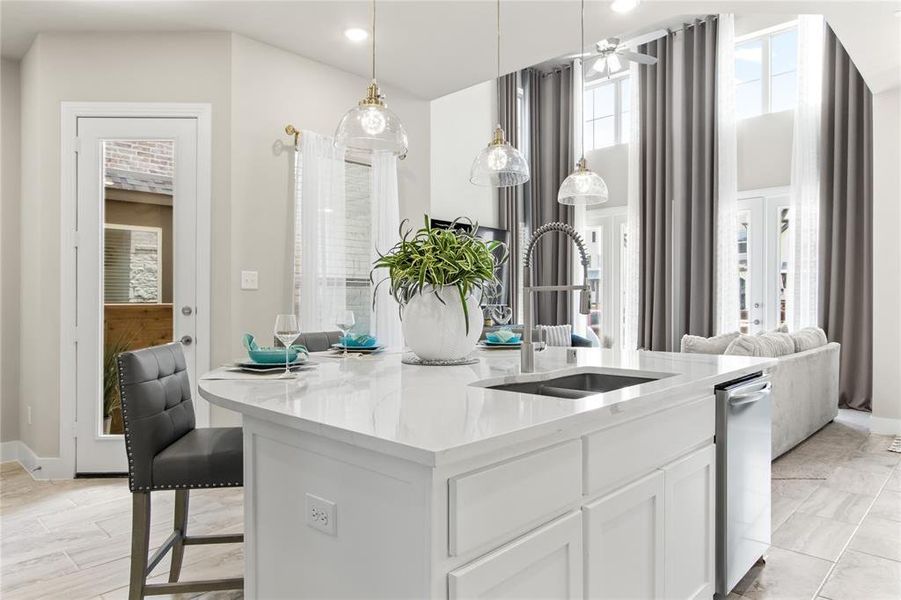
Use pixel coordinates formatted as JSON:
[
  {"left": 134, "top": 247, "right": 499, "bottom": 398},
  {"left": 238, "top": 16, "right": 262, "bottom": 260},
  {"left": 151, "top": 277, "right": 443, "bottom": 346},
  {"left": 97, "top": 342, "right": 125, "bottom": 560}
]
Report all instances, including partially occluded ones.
[{"left": 59, "top": 102, "right": 212, "bottom": 478}]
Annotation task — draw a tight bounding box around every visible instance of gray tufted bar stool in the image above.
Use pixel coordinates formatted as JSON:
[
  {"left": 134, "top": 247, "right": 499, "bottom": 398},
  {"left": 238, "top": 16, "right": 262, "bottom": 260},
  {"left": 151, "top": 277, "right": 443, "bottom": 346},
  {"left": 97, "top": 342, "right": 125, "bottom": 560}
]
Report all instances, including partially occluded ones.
[{"left": 116, "top": 342, "right": 243, "bottom": 599}]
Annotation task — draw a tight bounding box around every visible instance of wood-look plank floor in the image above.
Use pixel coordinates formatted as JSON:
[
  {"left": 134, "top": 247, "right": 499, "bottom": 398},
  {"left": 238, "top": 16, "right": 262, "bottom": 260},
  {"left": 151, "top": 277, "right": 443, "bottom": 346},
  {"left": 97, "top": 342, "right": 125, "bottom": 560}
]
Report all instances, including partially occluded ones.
[{"left": 1, "top": 409, "right": 898, "bottom": 600}]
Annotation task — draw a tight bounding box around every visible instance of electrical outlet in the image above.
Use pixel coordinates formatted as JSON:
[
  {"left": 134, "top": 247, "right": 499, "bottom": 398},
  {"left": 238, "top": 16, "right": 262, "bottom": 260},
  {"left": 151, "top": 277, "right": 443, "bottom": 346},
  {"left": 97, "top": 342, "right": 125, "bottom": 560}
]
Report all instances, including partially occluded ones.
[
  {"left": 27, "top": 406, "right": 32, "bottom": 425},
  {"left": 305, "top": 493, "right": 337, "bottom": 536},
  {"left": 240, "top": 270, "right": 258, "bottom": 290}
]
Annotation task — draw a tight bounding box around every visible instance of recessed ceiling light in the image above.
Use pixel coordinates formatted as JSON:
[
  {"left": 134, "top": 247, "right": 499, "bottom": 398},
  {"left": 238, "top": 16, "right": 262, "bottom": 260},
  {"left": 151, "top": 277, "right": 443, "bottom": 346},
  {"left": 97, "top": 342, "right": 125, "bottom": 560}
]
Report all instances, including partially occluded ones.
[
  {"left": 610, "top": 0, "right": 639, "bottom": 13},
  {"left": 344, "top": 28, "right": 369, "bottom": 42}
]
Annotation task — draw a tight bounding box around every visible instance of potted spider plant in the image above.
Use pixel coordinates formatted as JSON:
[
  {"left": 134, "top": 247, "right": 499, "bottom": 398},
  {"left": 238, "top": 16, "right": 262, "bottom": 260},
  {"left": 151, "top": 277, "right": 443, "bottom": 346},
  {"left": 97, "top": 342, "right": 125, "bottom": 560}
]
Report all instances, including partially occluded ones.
[{"left": 372, "top": 216, "right": 508, "bottom": 361}]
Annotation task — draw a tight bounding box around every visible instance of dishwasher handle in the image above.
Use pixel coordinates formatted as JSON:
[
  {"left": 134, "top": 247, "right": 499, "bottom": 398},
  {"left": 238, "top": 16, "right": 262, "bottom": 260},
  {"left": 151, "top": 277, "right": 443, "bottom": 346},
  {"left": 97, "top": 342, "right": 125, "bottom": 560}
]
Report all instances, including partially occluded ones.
[{"left": 728, "top": 381, "right": 772, "bottom": 407}]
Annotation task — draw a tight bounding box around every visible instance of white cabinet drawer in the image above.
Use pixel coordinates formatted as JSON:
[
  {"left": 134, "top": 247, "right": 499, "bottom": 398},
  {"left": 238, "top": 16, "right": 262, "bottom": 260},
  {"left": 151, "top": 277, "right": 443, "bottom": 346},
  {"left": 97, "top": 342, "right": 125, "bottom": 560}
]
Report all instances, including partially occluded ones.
[
  {"left": 449, "top": 439, "right": 582, "bottom": 557},
  {"left": 448, "top": 510, "right": 583, "bottom": 600},
  {"left": 583, "top": 395, "right": 714, "bottom": 497}
]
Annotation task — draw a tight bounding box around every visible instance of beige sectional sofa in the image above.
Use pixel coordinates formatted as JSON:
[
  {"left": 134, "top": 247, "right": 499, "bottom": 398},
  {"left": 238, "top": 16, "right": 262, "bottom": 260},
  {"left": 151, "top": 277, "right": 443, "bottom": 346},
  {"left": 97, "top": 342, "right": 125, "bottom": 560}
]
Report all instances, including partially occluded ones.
[{"left": 682, "top": 328, "right": 840, "bottom": 459}]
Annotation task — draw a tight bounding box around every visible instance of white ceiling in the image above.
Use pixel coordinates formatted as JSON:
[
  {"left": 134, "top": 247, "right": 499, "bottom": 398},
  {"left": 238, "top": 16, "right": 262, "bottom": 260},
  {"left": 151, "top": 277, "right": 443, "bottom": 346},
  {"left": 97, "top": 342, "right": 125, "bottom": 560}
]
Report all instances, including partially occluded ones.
[{"left": 2, "top": 0, "right": 899, "bottom": 99}]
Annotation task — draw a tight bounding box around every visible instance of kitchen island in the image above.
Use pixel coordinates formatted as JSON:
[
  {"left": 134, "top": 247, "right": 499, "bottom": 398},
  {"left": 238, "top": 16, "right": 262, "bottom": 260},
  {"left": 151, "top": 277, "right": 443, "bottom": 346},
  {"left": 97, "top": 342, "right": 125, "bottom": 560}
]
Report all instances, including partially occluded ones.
[{"left": 199, "top": 347, "right": 775, "bottom": 600}]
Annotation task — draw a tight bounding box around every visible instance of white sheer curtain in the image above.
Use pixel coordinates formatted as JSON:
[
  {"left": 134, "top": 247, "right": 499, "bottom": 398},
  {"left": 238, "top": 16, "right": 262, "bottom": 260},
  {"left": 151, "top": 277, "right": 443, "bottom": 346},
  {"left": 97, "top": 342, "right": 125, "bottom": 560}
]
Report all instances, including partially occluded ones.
[
  {"left": 623, "top": 62, "right": 641, "bottom": 351},
  {"left": 293, "top": 131, "right": 347, "bottom": 331},
  {"left": 369, "top": 151, "right": 404, "bottom": 349},
  {"left": 715, "top": 13, "right": 740, "bottom": 334},
  {"left": 786, "top": 15, "right": 825, "bottom": 331}
]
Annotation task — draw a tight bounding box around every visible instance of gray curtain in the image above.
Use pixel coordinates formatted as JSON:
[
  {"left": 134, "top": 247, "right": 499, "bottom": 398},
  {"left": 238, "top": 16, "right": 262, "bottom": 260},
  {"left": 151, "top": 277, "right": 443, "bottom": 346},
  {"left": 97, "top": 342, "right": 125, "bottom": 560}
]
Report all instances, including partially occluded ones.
[
  {"left": 637, "top": 32, "right": 676, "bottom": 351},
  {"left": 532, "top": 65, "right": 575, "bottom": 325},
  {"left": 497, "top": 72, "right": 521, "bottom": 319},
  {"left": 637, "top": 18, "right": 719, "bottom": 351},
  {"left": 819, "top": 25, "right": 873, "bottom": 411},
  {"left": 676, "top": 18, "right": 718, "bottom": 340}
]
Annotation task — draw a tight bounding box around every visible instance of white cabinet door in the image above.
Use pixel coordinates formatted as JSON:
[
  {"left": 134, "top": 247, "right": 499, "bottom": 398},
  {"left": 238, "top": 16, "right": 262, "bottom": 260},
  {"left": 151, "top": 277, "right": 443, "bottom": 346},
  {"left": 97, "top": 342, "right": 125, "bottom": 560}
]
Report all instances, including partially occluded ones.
[
  {"left": 663, "top": 444, "right": 715, "bottom": 600},
  {"left": 448, "top": 511, "right": 582, "bottom": 600},
  {"left": 583, "top": 470, "right": 665, "bottom": 599}
]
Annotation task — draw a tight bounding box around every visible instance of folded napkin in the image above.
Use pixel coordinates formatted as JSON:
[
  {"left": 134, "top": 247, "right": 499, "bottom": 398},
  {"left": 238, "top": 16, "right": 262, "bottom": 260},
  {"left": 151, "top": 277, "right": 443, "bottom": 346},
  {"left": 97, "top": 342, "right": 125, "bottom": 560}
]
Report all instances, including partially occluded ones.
[
  {"left": 339, "top": 333, "right": 377, "bottom": 348},
  {"left": 487, "top": 329, "right": 521, "bottom": 344}
]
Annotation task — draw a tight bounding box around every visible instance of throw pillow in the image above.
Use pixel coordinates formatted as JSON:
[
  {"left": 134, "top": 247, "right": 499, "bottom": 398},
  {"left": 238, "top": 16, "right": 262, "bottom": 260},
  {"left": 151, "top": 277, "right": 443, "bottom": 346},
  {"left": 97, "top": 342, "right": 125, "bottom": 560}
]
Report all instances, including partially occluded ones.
[
  {"left": 790, "top": 326, "right": 828, "bottom": 352},
  {"left": 680, "top": 331, "right": 740, "bottom": 355},
  {"left": 537, "top": 324, "right": 573, "bottom": 347},
  {"left": 725, "top": 332, "right": 795, "bottom": 357}
]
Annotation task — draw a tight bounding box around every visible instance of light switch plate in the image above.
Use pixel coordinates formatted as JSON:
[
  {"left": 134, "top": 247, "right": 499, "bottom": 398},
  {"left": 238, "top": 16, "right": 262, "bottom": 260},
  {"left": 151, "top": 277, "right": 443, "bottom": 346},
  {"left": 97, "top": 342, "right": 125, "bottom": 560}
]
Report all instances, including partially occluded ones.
[
  {"left": 305, "top": 493, "right": 337, "bottom": 536},
  {"left": 240, "top": 270, "right": 258, "bottom": 290}
]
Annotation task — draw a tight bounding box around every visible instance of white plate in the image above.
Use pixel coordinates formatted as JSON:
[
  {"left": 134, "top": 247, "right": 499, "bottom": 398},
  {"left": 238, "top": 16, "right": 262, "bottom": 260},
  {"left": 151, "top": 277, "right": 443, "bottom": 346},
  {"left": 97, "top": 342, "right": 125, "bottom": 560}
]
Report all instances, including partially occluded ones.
[
  {"left": 478, "top": 341, "right": 521, "bottom": 350},
  {"left": 234, "top": 357, "right": 309, "bottom": 371},
  {"left": 330, "top": 345, "right": 385, "bottom": 354}
]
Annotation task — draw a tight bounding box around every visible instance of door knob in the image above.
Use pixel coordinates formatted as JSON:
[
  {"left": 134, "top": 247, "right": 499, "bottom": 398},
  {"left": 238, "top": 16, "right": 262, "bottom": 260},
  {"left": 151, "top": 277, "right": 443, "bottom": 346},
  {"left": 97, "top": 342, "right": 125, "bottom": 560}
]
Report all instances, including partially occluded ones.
[
  {"left": 180, "top": 335, "right": 193, "bottom": 346},
  {"left": 181, "top": 306, "right": 193, "bottom": 316},
  {"left": 753, "top": 319, "right": 761, "bottom": 325}
]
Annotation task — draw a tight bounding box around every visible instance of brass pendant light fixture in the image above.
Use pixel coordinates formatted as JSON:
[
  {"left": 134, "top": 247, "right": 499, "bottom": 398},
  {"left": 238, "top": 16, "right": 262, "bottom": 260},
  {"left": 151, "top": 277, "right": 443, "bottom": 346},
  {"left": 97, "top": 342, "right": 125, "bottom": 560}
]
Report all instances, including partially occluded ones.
[
  {"left": 335, "top": 0, "right": 408, "bottom": 157},
  {"left": 470, "top": 0, "right": 530, "bottom": 187},
  {"left": 557, "top": 0, "right": 608, "bottom": 205}
]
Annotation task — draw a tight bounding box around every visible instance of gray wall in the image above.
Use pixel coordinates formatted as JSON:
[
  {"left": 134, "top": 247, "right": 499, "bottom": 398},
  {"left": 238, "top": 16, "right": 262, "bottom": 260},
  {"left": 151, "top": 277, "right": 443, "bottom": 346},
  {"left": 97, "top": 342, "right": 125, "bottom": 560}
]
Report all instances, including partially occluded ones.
[{"left": 1, "top": 58, "right": 21, "bottom": 444}]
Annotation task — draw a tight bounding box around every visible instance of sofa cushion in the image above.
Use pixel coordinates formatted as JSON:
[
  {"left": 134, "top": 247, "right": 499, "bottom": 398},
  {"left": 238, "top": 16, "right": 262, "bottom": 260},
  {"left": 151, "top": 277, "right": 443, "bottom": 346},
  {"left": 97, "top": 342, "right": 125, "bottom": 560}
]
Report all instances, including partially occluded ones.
[
  {"left": 790, "top": 326, "right": 828, "bottom": 352},
  {"left": 757, "top": 323, "right": 789, "bottom": 335},
  {"left": 538, "top": 324, "right": 572, "bottom": 347},
  {"left": 725, "top": 332, "right": 796, "bottom": 357},
  {"left": 680, "top": 331, "right": 740, "bottom": 355}
]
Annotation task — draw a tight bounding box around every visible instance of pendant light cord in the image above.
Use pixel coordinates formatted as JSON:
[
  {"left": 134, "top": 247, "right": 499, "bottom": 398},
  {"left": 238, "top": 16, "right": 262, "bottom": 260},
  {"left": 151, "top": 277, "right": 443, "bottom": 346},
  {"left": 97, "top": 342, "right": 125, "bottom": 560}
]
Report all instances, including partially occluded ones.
[
  {"left": 579, "top": 0, "right": 585, "bottom": 161},
  {"left": 371, "top": 0, "right": 377, "bottom": 81},
  {"left": 496, "top": 0, "right": 501, "bottom": 81}
]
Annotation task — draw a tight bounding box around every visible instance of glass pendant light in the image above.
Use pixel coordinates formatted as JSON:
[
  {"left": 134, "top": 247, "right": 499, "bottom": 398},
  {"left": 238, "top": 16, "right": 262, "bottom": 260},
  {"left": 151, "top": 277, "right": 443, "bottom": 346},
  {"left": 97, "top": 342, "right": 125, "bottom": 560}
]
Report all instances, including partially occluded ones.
[
  {"left": 335, "top": 0, "right": 408, "bottom": 157},
  {"left": 558, "top": 0, "right": 608, "bottom": 205},
  {"left": 470, "top": 0, "right": 530, "bottom": 187}
]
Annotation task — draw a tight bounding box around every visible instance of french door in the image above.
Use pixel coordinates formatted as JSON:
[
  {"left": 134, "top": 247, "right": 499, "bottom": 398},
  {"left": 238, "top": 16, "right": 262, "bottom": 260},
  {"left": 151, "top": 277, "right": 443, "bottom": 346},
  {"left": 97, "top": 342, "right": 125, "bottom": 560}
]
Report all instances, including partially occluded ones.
[
  {"left": 736, "top": 191, "right": 791, "bottom": 334},
  {"left": 74, "top": 117, "right": 205, "bottom": 473}
]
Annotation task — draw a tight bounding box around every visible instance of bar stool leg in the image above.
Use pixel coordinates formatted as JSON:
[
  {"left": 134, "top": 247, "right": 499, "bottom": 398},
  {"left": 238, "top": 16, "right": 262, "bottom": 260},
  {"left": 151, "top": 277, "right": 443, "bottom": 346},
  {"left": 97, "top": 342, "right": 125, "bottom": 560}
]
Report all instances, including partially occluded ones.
[
  {"left": 169, "top": 490, "right": 189, "bottom": 583},
  {"left": 129, "top": 492, "right": 151, "bottom": 600}
]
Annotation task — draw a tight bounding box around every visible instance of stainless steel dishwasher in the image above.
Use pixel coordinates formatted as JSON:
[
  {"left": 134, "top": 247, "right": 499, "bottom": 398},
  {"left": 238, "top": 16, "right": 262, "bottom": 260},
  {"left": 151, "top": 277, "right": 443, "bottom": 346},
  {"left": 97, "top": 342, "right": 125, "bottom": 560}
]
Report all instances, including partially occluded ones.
[{"left": 715, "top": 373, "right": 772, "bottom": 599}]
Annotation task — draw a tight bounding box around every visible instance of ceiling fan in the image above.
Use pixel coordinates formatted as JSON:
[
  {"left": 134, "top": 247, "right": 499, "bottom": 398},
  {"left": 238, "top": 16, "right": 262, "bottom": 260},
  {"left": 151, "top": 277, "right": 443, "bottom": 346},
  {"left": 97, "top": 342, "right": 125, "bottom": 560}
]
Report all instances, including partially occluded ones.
[{"left": 575, "top": 29, "right": 667, "bottom": 82}]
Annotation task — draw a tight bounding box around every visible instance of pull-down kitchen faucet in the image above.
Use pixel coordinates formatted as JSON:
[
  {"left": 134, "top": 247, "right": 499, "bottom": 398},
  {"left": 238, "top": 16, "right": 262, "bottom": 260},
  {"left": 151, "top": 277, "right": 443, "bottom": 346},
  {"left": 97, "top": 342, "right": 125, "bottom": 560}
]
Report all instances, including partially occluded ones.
[{"left": 521, "top": 222, "right": 591, "bottom": 373}]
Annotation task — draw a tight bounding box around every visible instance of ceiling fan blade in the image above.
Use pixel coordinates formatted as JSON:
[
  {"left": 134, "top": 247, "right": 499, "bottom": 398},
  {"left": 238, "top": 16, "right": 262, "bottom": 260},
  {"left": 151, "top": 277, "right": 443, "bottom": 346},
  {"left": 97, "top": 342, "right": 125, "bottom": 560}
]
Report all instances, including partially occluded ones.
[
  {"left": 618, "top": 50, "right": 658, "bottom": 65},
  {"left": 565, "top": 50, "right": 598, "bottom": 60},
  {"left": 622, "top": 28, "right": 668, "bottom": 49}
]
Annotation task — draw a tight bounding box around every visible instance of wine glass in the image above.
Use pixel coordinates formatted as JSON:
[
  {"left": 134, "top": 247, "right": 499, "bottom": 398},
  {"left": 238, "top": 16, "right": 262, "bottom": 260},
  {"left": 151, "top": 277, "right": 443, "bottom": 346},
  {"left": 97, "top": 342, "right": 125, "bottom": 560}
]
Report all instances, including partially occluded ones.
[
  {"left": 273, "top": 314, "right": 300, "bottom": 378},
  {"left": 335, "top": 310, "right": 355, "bottom": 358}
]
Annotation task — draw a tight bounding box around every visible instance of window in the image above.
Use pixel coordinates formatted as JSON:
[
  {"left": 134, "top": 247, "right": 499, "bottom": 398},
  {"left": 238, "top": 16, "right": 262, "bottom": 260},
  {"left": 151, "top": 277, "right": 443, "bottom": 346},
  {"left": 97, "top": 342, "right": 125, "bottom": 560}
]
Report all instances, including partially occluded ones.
[
  {"left": 104, "top": 224, "right": 163, "bottom": 303},
  {"left": 583, "top": 75, "right": 630, "bottom": 150},
  {"left": 735, "top": 191, "right": 791, "bottom": 333},
  {"left": 735, "top": 24, "right": 798, "bottom": 119},
  {"left": 292, "top": 160, "right": 373, "bottom": 334},
  {"left": 344, "top": 161, "right": 373, "bottom": 334}
]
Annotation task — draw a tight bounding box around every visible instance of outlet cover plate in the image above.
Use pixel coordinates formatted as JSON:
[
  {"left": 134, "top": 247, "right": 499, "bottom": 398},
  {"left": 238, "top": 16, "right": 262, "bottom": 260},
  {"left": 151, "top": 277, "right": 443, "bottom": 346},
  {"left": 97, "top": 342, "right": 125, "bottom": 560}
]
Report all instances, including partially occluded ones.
[{"left": 305, "top": 493, "right": 337, "bottom": 536}]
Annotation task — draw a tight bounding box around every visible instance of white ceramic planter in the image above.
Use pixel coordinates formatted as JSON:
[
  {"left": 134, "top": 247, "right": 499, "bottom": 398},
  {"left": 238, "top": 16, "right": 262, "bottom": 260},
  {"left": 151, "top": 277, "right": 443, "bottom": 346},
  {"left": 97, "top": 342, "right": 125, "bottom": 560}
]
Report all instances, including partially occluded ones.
[{"left": 402, "top": 285, "right": 483, "bottom": 361}]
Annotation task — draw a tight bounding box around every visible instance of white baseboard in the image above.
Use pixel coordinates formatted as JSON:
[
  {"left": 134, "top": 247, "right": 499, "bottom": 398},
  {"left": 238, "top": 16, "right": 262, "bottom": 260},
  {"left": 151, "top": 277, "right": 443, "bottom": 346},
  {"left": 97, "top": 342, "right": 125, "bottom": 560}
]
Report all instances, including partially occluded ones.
[
  {"left": 0, "top": 440, "right": 73, "bottom": 480},
  {"left": 870, "top": 416, "right": 901, "bottom": 436},
  {"left": 0, "top": 440, "right": 22, "bottom": 463}
]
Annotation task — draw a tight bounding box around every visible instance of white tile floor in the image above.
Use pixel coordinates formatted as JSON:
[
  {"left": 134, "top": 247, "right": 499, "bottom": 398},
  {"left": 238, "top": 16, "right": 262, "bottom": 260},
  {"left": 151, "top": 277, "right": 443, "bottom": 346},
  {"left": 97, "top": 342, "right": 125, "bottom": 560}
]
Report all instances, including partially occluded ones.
[{"left": 1, "top": 409, "right": 898, "bottom": 600}]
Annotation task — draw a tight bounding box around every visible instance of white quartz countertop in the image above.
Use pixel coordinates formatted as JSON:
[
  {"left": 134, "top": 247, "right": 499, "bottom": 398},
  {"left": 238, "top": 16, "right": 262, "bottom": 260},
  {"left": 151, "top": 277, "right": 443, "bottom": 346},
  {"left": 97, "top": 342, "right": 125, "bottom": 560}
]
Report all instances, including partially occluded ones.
[{"left": 199, "top": 348, "right": 775, "bottom": 466}]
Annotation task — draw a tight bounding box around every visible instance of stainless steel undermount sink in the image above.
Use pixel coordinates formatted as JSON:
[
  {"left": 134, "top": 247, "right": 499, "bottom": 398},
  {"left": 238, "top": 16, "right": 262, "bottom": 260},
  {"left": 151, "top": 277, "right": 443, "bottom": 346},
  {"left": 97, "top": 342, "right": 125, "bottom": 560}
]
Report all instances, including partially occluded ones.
[{"left": 483, "top": 371, "right": 663, "bottom": 399}]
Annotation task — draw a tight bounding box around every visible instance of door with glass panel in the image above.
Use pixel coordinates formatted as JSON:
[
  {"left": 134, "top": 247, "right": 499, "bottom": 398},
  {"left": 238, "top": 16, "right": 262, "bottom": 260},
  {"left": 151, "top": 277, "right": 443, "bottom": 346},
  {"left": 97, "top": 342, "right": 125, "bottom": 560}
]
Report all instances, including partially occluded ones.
[
  {"left": 75, "top": 118, "right": 202, "bottom": 473},
  {"left": 736, "top": 194, "right": 791, "bottom": 334},
  {"left": 575, "top": 209, "right": 626, "bottom": 348}
]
